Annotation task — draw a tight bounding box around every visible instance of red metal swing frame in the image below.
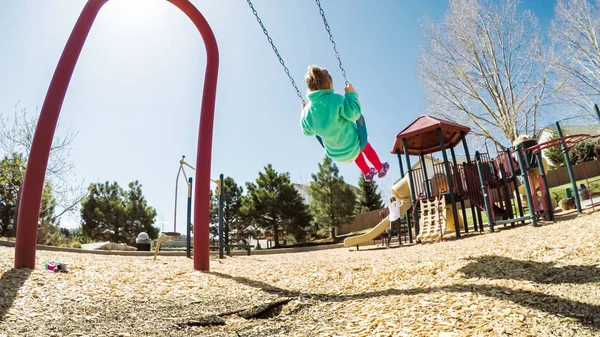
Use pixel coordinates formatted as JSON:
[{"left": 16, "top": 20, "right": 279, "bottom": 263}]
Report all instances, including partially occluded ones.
[{"left": 14, "top": 0, "right": 219, "bottom": 271}]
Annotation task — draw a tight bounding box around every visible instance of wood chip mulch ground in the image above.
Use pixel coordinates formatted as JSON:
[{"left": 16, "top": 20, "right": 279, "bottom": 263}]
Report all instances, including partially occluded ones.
[{"left": 1, "top": 210, "right": 599, "bottom": 336}]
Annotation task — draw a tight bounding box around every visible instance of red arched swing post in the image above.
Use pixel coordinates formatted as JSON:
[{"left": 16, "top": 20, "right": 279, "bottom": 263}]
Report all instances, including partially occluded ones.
[{"left": 14, "top": 0, "right": 219, "bottom": 272}]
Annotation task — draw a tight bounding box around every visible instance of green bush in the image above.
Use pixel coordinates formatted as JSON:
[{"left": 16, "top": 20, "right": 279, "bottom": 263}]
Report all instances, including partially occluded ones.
[{"left": 73, "top": 234, "right": 94, "bottom": 244}]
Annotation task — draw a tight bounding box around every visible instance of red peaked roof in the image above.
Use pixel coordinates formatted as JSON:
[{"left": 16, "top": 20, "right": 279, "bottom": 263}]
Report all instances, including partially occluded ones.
[{"left": 391, "top": 115, "right": 471, "bottom": 155}]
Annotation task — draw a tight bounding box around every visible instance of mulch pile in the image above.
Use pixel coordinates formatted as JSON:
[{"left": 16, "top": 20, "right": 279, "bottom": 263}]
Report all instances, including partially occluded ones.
[{"left": 1, "top": 210, "right": 599, "bottom": 336}]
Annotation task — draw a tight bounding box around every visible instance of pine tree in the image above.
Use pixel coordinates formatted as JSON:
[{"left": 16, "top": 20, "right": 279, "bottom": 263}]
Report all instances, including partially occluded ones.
[
  {"left": 241, "top": 164, "right": 312, "bottom": 247},
  {"left": 545, "top": 130, "right": 598, "bottom": 168},
  {"left": 209, "top": 189, "right": 219, "bottom": 242},
  {"left": 216, "top": 177, "right": 247, "bottom": 246},
  {"left": 571, "top": 140, "right": 597, "bottom": 164},
  {"left": 124, "top": 181, "right": 158, "bottom": 240},
  {"left": 354, "top": 174, "right": 384, "bottom": 214},
  {"left": 309, "top": 156, "right": 356, "bottom": 239},
  {"left": 0, "top": 154, "right": 25, "bottom": 236},
  {"left": 0, "top": 153, "right": 57, "bottom": 238},
  {"left": 545, "top": 130, "right": 566, "bottom": 168},
  {"left": 80, "top": 181, "right": 158, "bottom": 244}
]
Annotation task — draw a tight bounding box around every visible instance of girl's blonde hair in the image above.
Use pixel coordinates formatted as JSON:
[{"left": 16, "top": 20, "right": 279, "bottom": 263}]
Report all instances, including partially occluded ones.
[{"left": 305, "top": 65, "right": 332, "bottom": 91}]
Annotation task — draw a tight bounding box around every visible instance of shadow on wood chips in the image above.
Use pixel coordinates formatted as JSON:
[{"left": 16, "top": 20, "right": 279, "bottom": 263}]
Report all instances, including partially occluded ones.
[
  {"left": 459, "top": 255, "right": 600, "bottom": 284},
  {"left": 211, "top": 266, "right": 600, "bottom": 329},
  {"left": 0, "top": 268, "right": 31, "bottom": 323}
]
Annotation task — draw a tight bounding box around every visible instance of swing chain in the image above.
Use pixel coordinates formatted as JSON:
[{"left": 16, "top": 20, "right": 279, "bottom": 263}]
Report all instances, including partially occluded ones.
[
  {"left": 246, "top": 0, "right": 306, "bottom": 104},
  {"left": 315, "top": 0, "right": 349, "bottom": 86}
]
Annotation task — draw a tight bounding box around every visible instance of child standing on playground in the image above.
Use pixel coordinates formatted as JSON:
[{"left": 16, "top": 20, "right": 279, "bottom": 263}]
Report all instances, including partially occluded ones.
[
  {"left": 300, "top": 65, "right": 389, "bottom": 181},
  {"left": 387, "top": 196, "right": 402, "bottom": 248}
]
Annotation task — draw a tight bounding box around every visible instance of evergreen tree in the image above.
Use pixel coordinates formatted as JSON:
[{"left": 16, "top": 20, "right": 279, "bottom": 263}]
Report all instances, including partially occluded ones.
[
  {"left": 309, "top": 156, "right": 356, "bottom": 239},
  {"left": 80, "top": 181, "right": 158, "bottom": 244},
  {"left": 0, "top": 153, "right": 56, "bottom": 237},
  {"left": 241, "top": 164, "right": 312, "bottom": 247},
  {"left": 221, "top": 177, "right": 247, "bottom": 245},
  {"left": 545, "top": 130, "right": 598, "bottom": 168},
  {"left": 571, "top": 140, "right": 598, "bottom": 164},
  {"left": 0, "top": 153, "right": 25, "bottom": 236},
  {"left": 209, "top": 177, "right": 247, "bottom": 247},
  {"left": 209, "top": 189, "right": 219, "bottom": 241},
  {"left": 545, "top": 130, "right": 566, "bottom": 168},
  {"left": 124, "top": 181, "right": 158, "bottom": 238},
  {"left": 354, "top": 174, "right": 384, "bottom": 214}
]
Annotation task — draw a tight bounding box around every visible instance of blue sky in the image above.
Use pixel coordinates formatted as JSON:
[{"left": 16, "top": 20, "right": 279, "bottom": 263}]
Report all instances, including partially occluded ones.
[{"left": 0, "top": 0, "right": 556, "bottom": 231}]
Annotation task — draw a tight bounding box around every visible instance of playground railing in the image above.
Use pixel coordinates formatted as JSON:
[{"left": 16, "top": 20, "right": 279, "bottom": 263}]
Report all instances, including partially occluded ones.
[{"left": 461, "top": 163, "right": 485, "bottom": 211}]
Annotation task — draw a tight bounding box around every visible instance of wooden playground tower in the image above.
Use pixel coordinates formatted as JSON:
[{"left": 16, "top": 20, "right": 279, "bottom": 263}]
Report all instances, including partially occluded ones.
[
  {"left": 392, "top": 110, "right": 600, "bottom": 244},
  {"left": 391, "top": 115, "right": 480, "bottom": 243}
]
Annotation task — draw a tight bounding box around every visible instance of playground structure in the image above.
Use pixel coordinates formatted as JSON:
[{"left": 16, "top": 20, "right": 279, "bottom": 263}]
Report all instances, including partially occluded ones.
[
  {"left": 168, "top": 156, "right": 253, "bottom": 259},
  {"left": 416, "top": 195, "right": 448, "bottom": 242},
  {"left": 345, "top": 112, "right": 600, "bottom": 248},
  {"left": 519, "top": 121, "right": 600, "bottom": 214},
  {"left": 171, "top": 156, "right": 224, "bottom": 259},
  {"left": 346, "top": 116, "right": 477, "bottom": 247}
]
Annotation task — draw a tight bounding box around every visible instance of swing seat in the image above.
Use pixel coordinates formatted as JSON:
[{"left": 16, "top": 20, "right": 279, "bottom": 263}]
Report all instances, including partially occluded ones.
[{"left": 316, "top": 114, "right": 368, "bottom": 151}]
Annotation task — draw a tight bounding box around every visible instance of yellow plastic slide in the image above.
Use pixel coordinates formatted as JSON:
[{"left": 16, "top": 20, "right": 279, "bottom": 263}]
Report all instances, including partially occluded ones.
[
  {"left": 515, "top": 157, "right": 557, "bottom": 210},
  {"left": 343, "top": 215, "right": 392, "bottom": 247},
  {"left": 343, "top": 176, "right": 412, "bottom": 247},
  {"left": 512, "top": 135, "right": 558, "bottom": 210}
]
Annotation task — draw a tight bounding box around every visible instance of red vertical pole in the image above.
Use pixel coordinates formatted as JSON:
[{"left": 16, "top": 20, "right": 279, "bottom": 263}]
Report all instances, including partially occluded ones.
[
  {"left": 14, "top": 0, "right": 108, "bottom": 269},
  {"left": 168, "top": 0, "right": 219, "bottom": 272}
]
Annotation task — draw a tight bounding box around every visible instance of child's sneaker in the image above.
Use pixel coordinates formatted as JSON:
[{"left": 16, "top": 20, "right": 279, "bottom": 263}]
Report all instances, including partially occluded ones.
[
  {"left": 364, "top": 167, "right": 377, "bottom": 181},
  {"left": 378, "top": 162, "right": 390, "bottom": 178}
]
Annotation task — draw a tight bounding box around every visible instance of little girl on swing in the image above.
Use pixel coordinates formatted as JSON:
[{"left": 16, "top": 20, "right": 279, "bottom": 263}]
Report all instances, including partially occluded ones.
[{"left": 300, "top": 65, "right": 389, "bottom": 181}]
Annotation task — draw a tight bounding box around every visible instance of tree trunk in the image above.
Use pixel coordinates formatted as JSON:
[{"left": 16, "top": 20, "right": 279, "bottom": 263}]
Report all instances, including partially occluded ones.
[
  {"left": 330, "top": 226, "right": 336, "bottom": 239},
  {"left": 224, "top": 221, "right": 230, "bottom": 255},
  {"left": 273, "top": 224, "right": 279, "bottom": 247},
  {"left": 12, "top": 189, "right": 20, "bottom": 238},
  {"left": 1, "top": 213, "right": 8, "bottom": 237},
  {"left": 114, "top": 224, "right": 119, "bottom": 243}
]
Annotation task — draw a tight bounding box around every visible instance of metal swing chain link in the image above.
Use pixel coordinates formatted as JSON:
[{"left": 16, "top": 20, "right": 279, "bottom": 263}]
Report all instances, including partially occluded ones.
[
  {"left": 315, "top": 0, "right": 349, "bottom": 86},
  {"left": 246, "top": 0, "right": 306, "bottom": 104}
]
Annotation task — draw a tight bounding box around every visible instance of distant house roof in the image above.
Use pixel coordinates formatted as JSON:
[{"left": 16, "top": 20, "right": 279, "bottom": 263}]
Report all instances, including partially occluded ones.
[
  {"left": 538, "top": 125, "right": 600, "bottom": 140},
  {"left": 411, "top": 156, "right": 442, "bottom": 169},
  {"left": 391, "top": 115, "right": 471, "bottom": 156},
  {"left": 293, "top": 183, "right": 311, "bottom": 195},
  {"left": 410, "top": 154, "right": 469, "bottom": 168},
  {"left": 452, "top": 155, "right": 469, "bottom": 165}
]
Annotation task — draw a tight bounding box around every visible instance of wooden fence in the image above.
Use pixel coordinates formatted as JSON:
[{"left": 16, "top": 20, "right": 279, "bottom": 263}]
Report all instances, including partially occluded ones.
[
  {"left": 545, "top": 160, "right": 600, "bottom": 188},
  {"left": 337, "top": 208, "right": 389, "bottom": 235}
]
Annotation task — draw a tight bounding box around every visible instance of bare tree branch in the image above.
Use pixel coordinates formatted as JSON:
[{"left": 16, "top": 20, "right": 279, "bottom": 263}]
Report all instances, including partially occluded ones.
[
  {"left": 417, "top": 0, "right": 561, "bottom": 147},
  {"left": 550, "top": 0, "right": 600, "bottom": 117},
  {"left": 0, "top": 103, "right": 85, "bottom": 222}
]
